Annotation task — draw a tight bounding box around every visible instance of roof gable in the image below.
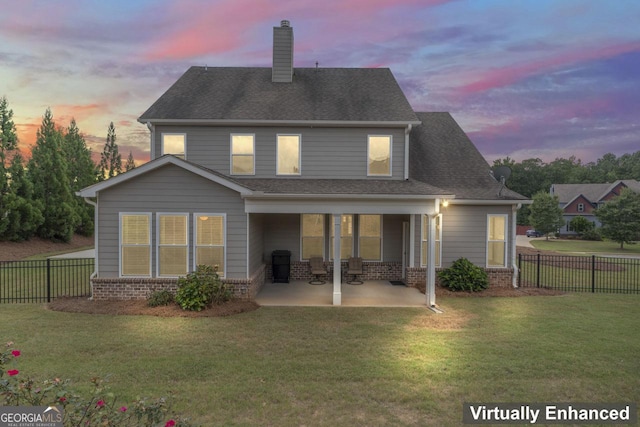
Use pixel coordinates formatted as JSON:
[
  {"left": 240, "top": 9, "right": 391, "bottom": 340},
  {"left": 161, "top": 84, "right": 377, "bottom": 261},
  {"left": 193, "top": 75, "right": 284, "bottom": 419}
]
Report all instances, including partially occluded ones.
[
  {"left": 138, "top": 67, "right": 419, "bottom": 125},
  {"left": 551, "top": 180, "right": 640, "bottom": 204}
]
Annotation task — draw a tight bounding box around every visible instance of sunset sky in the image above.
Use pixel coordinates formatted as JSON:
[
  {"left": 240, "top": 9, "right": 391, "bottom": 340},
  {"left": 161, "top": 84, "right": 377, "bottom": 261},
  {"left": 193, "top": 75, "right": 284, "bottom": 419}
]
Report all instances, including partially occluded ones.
[{"left": 1, "top": 0, "right": 639, "bottom": 165}]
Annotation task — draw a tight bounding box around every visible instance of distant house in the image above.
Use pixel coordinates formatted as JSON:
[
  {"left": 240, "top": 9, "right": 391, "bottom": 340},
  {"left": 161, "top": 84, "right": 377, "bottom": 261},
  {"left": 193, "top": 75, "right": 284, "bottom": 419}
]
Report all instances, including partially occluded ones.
[
  {"left": 550, "top": 180, "right": 640, "bottom": 234},
  {"left": 78, "top": 20, "right": 528, "bottom": 307}
]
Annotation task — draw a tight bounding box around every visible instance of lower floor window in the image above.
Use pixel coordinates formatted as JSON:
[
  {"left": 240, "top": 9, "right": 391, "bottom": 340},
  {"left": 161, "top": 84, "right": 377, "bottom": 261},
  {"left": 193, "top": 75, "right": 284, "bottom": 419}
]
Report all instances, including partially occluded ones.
[
  {"left": 120, "top": 213, "right": 151, "bottom": 276},
  {"left": 301, "top": 214, "right": 325, "bottom": 259},
  {"left": 359, "top": 214, "right": 382, "bottom": 261},
  {"left": 158, "top": 214, "right": 188, "bottom": 277},
  {"left": 487, "top": 214, "right": 507, "bottom": 267},
  {"left": 195, "top": 214, "right": 225, "bottom": 276}
]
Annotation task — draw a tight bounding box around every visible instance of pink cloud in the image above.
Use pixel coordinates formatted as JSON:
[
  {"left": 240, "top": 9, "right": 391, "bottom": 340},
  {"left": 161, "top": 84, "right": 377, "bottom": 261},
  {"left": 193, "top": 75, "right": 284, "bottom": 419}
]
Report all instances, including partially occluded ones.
[{"left": 457, "top": 41, "right": 640, "bottom": 95}]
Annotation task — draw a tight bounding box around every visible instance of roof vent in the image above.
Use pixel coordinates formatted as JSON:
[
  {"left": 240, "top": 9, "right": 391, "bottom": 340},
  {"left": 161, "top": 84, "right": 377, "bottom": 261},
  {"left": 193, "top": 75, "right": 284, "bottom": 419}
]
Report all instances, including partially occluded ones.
[{"left": 280, "top": 20, "right": 290, "bottom": 27}]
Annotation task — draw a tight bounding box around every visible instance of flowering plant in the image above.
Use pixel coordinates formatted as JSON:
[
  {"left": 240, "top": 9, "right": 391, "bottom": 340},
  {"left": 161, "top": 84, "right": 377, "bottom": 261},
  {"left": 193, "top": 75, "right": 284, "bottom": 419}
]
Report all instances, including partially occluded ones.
[{"left": 1, "top": 342, "right": 197, "bottom": 426}]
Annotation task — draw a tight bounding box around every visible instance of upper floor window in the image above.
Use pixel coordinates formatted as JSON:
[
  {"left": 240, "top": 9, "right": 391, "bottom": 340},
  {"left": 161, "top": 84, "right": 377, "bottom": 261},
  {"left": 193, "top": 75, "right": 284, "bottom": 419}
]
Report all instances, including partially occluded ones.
[
  {"left": 277, "top": 135, "right": 301, "bottom": 175},
  {"left": 162, "top": 134, "right": 186, "bottom": 159},
  {"left": 487, "top": 214, "right": 508, "bottom": 267},
  {"left": 359, "top": 214, "right": 382, "bottom": 260},
  {"left": 330, "top": 214, "right": 354, "bottom": 260},
  {"left": 301, "top": 214, "right": 324, "bottom": 260},
  {"left": 230, "top": 134, "right": 255, "bottom": 175},
  {"left": 368, "top": 135, "right": 392, "bottom": 176},
  {"left": 577, "top": 203, "right": 584, "bottom": 213}
]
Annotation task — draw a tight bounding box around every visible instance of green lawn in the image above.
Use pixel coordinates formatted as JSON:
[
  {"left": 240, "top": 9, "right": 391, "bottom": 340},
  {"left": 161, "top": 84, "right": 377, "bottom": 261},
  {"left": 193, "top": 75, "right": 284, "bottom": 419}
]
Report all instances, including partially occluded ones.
[
  {"left": 2, "top": 296, "right": 639, "bottom": 426},
  {"left": 531, "top": 238, "right": 640, "bottom": 254}
]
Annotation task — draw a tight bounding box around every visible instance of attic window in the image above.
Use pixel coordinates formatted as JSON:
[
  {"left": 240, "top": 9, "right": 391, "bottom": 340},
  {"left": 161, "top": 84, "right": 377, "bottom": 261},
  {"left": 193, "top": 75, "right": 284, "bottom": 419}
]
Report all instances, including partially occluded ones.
[
  {"left": 577, "top": 203, "right": 584, "bottom": 213},
  {"left": 162, "top": 134, "right": 186, "bottom": 159},
  {"left": 367, "top": 135, "right": 392, "bottom": 176}
]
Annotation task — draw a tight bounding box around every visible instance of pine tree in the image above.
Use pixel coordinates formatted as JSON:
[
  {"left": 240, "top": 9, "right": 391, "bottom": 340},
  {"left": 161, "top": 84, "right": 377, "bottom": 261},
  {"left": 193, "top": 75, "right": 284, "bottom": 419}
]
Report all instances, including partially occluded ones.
[
  {"left": 63, "top": 118, "right": 99, "bottom": 236},
  {"left": 27, "top": 108, "right": 78, "bottom": 242},
  {"left": 125, "top": 150, "right": 136, "bottom": 171},
  {"left": 99, "top": 122, "right": 122, "bottom": 180},
  {"left": 0, "top": 96, "right": 43, "bottom": 241}
]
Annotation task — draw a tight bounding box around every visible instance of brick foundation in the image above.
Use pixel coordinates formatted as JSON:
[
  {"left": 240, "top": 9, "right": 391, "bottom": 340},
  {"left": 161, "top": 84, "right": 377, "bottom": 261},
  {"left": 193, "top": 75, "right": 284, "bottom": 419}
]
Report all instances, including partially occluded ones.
[
  {"left": 266, "top": 261, "right": 404, "bottom": 283},
  {"left": 406, "top": 266, "right": 514, "bottom": 292},
  {"left": 91, "top": 264, "right": 267, "bottom": 301}
]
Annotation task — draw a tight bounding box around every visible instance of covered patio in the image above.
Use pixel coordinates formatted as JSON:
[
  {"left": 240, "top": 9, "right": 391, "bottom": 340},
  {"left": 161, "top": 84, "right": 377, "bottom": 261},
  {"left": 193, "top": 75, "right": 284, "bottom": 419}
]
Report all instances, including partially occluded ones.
[{"left": 256, "top": 280, "right": 427, "bottom": 307}]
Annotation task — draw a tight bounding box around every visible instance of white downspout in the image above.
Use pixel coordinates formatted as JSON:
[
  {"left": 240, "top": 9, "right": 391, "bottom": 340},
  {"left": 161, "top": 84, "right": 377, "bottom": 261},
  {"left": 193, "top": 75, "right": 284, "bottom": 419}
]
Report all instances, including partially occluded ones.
[
  {"left": 512, "top": 203, "right": 521, "bottom": 288},
  {"left": 147, "top": 122, "right": 155, "bottom": 159},
  {"left": 83, "top": 197, "right": 98, "bottom": 299},
  {"left": 404, "top": 124, "right": 412, "bottom": 180},
  {"left": 332, "top": 214, "right": 342, "bottom": 305}
]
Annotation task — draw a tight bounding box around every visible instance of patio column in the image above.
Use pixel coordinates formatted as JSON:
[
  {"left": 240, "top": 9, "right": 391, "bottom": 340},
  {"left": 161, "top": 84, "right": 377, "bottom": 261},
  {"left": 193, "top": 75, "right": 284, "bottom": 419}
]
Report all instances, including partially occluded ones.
[
  {"left": 426, "top": 212, "right": 437, "bottom": 307},
  {"left": 332, "top": 214, "right": 342, "bottom": 305}
]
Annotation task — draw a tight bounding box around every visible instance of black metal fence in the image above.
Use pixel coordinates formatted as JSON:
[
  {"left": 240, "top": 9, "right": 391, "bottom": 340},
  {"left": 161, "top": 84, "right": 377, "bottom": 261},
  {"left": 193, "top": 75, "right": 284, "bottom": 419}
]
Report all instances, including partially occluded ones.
[
  {"left": 518, "top": 253, "right": 640, "bottom": 294},
  {"left": 0, "top": 258, "right": 94, "bottom": 303}
]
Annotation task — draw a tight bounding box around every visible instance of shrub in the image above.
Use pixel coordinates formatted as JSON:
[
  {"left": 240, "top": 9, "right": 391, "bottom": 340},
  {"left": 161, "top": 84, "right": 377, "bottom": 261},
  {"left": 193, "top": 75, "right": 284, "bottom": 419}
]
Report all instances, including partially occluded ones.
[
  {"left": 175, "top": 265, "right": 232, "bottom": 311},
  {"left": 437, "top": 258, "right": 489, "bottom": 292},
  {"left": 1, "top": 342, "right": 197, "bottom": 426},
  {"left": 581, "top": 228, "right": 602, "bottom": 241},
  {"left": 147, "top": 289, "right": 174, "bottom": 307}
]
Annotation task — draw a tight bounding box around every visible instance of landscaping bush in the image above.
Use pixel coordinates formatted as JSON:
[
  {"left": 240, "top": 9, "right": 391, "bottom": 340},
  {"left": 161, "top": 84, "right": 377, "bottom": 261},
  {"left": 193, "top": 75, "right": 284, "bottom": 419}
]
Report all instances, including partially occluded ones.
[
  {"left": 1, "top": 342, "right": 196, "bottom": 426},
  {"left": 175, "top": 265, "right": 231, "bottom": 311},
  {"left": 437, "top": 258, "right": 489, "bottom": 292},
  {"left": 147, "top": 289, "right": 174, "bottom": 307},
  {"left": 581, "top": 228, "right": 602, "bottom": 241}
]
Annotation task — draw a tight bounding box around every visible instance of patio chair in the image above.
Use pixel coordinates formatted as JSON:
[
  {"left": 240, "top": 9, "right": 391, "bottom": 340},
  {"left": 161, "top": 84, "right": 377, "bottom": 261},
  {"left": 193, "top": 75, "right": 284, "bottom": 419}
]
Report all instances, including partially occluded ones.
[
  {"left": 347, "top": 256, "right": 363, "bottom": 285},
  {"left": 309, "top": 257, "right": 328, "bottom": 285}
]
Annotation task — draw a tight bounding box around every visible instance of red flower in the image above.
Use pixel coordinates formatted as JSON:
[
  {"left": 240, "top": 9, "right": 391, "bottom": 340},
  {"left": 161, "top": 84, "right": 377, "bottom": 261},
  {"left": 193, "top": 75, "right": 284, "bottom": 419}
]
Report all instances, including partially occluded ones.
[
  {"left": 11, "top": 350, "right": 20, "bottom": 357},
  {"left": 96, "top": 400, "right": 105, "bottom": 408},
  {"left": 7, "top": 369, "right": 19, "bottom": 376},
  {"left": 165, "top": 420, "right": 176, "bottom": 427},
  {"left": 119, "top": 406, "right": 127, "bottom": 412},
  {"left": 59, "top": 397, "right": 67, "bottom": 403}
]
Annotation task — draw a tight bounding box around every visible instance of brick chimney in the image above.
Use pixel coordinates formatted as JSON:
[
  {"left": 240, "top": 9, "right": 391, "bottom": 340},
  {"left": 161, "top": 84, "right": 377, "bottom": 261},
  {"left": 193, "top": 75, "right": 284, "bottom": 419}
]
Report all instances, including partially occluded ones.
[{"left": 272, "top": 20, "right": 294, "bottom": 83}]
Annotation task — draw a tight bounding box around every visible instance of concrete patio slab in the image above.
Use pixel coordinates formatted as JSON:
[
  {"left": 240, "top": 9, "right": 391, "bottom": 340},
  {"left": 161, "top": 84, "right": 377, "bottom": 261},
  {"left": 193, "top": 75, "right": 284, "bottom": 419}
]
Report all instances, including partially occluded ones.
[{"left": 256, "top": 280, "right": 427, "bottom": 307}]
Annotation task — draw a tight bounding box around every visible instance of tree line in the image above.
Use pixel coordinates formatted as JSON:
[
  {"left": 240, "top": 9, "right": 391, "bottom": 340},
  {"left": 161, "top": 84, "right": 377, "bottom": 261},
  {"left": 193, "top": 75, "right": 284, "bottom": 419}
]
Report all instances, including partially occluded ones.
[{"left": 0, "top": 96, "right": 136, "bottom": 243}]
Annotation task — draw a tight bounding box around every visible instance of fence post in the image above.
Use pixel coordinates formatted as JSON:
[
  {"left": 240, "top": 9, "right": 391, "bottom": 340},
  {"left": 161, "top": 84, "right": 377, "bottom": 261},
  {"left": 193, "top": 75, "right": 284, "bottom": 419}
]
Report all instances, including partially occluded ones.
[
  {"left": 536, "top": 253, "right": 540, "bottom": 288},
  {"left": 517, "top": 253, "right": 521, "bottom": 287},
  {"left": 46, "top": 258, "right": 51, "bottom": 303},
  {"left": 591, "top": 255, "right": 596, "bottom": 293}
]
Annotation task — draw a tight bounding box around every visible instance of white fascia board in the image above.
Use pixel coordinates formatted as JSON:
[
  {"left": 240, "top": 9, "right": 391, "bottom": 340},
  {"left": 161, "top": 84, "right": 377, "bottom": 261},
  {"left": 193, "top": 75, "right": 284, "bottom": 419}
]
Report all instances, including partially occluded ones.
[
  {"left": 242, "top": 193, "right": 453, "bottom": 200},
  {"left": 448, "top": 199, "right": 532, "bottom": 205},
  {"left": 244, "top": 197, "right": 440, "bottom": 215},
  {"left": 76, "top": 156, "right": 251, "bottom": 197},
  {"left": 138, "top": 118, "right": 422, "bottom": 128}
]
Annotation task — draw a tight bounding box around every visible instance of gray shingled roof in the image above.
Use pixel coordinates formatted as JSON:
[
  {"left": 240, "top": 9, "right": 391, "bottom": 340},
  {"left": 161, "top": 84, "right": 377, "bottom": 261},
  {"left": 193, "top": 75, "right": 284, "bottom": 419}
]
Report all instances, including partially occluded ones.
[
  {"left": 409, "top": 112, "right": 528, "bottom": 201},
  {"left": 551, "top": 180, "right": 640, "bottom": 203},
  {"left": 234, "top": 177, "right": 451, "bottom": 196},
  {"left": 139, "top": 67, "right": 419, "bottom": 124}
]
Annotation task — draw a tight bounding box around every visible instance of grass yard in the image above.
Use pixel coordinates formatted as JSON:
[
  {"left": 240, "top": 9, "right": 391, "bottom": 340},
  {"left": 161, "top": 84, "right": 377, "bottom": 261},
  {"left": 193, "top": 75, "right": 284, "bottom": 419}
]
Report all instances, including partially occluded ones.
[
  {"left": 531, "top": 238, "right": 640, "bottom": 255},
  {"left": 2, "top": 295, "right": 639, "bottom": 426}
]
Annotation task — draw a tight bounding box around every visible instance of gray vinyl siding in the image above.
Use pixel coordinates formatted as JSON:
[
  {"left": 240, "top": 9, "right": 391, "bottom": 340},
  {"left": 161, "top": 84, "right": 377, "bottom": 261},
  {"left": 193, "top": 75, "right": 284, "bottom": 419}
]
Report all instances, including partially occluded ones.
[
  {"left": 382, "top": 214, "right": 406, "bottom": 262},
  {"left": 154, "top": 126, "right": 406, "bottom": 180},
  {"left": 262, "top": 214, "right": 301, "bottom": 261},
  {"left": 97, "top": 164, "right": 247, "bottom": 278},
  {"left": 413, "top": 205, "right": 515, "bottom": 268},
  {"left": 248, "top": 213, "right": 265, "bottom": 274},
  {"left": 272, "top": 25, "right": 293, "bottom": 83}
]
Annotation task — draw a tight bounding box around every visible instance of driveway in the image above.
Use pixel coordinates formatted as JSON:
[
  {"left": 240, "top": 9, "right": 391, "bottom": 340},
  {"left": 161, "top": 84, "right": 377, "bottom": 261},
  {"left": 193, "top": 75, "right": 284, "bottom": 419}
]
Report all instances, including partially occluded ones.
[
  {"left": 49, "top": 249, "right": 95, "bottom": 258},
  {"left": 516, "top": 235, "right": 537, "bottom": 248}
]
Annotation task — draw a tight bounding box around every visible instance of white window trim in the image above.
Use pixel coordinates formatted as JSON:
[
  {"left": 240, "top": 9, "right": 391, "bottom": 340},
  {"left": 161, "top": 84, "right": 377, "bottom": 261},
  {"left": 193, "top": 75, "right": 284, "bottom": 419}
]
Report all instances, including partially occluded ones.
[
  {"left": 276, "top": 134, "right": 302, "bottom": 176},
  {"left": 367, "top": 135, "right": 393, "bottom": 177},
  {"left": 230, "top": 134, "right": 256, "bottom": 176},
  {"left": 156, "top": 212, "right": 189, "bottom": 278},
  {"left": 358, "top": 214, "right": 383, "bottom": 261},
  {"left": 161, "top": 133, "right": 186, "bottom": 159},
  {"left": 330, "top": 214, "right": 354, "bottom": 261},
  {"left": 421, "top": 214, "right": 442, "bottom": 267},
  {"left": 300, "top": 214, "right": 325, "bottom": 261},
  {"left": 193, "top": 213, "right": 227, "bottom": 278},
  {"left": 486, "top": 214, "right": 508, "bottom": 268},
  {"left": 119, "top": 212, "right": 152, "bottom": 278}
]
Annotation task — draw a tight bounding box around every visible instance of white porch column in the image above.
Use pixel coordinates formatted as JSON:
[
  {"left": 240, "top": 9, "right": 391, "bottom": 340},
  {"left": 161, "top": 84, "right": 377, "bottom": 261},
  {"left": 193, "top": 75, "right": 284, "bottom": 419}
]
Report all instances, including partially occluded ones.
[
  {"left": 332, "top": 214, "right": 342, "bottom": 305},
  {"left": 426, "top": 200, "right": 439, "bottom": 307}
]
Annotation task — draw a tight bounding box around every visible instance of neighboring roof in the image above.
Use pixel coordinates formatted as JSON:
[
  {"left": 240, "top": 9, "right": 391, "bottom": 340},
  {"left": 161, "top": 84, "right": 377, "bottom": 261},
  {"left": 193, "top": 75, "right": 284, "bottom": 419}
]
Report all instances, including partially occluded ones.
[
  {"left": 409, "top": 112, "right": 528, "bottom": 201},
  {"left": 551, "top": 180, "right": 640, "bottom": 204},
  {"left": 138, "top": 67, "right": 420, "bottom": 125}
]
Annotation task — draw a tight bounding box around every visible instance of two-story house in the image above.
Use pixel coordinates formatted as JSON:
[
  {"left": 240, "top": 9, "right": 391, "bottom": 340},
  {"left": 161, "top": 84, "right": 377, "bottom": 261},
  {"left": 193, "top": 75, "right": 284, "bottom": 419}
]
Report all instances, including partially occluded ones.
[
  {"left": 78, "top": 21, "right": 528, "bottom": 307},
  {"left": 550, "top": 180, "right": 640, "bottom": 234}
]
